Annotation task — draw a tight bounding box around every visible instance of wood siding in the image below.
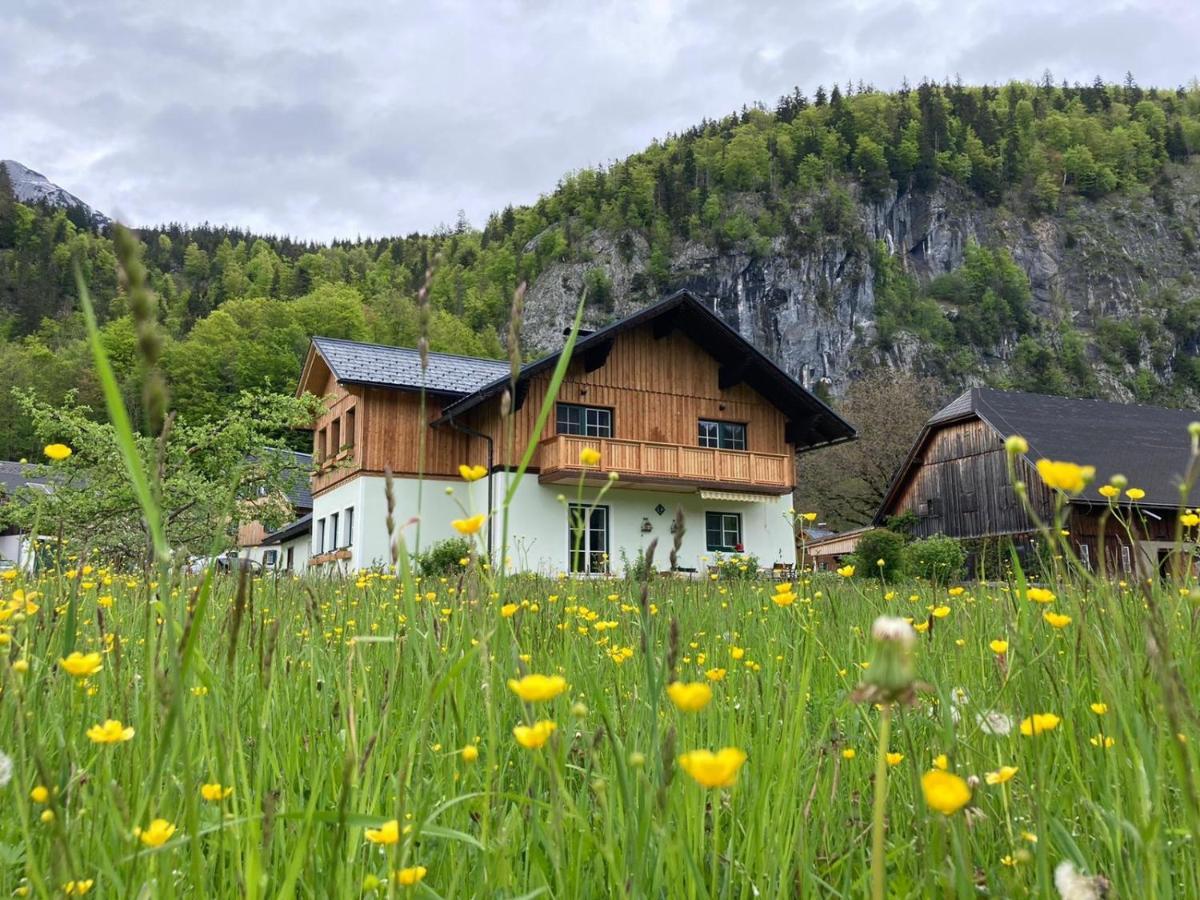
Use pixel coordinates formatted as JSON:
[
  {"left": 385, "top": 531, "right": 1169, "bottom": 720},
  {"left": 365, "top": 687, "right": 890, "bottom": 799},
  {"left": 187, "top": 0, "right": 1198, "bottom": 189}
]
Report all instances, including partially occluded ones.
[
  {"left": 887, "top": 419, "right": 1054, "bottom": 539},
  {"left": 464, "top": 326, "right": 790, "bottom": 478}
]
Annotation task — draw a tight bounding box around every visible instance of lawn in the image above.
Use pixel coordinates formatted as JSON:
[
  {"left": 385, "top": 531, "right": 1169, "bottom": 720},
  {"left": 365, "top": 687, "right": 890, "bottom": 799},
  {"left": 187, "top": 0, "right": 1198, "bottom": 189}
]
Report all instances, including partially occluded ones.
[{"left": 2, "top": 549, "right": 1198, "bottom": 898}]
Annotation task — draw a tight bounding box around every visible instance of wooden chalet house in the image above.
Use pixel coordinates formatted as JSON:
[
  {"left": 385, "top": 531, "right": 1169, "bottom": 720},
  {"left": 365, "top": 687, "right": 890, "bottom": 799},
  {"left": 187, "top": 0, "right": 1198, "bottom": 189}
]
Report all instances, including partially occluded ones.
[
  {"left": 295, "top": 290, "right": 855, "bottom": 575},
  {"left": 876, "top": 387, "right": 1200, "bottom": 576}
]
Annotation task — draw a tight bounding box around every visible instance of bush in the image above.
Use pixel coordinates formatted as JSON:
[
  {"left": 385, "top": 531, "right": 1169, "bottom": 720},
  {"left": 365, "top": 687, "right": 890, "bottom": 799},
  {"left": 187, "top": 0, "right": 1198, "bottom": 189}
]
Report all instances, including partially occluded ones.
[
  {"left": 710, "top": 552, "right": 761, "bottom": 580},
  {"left": 905, "top": 535, "right": 966, "bottom": 583},
  {"left": 415, "top": 537, "right": 472, "bottom": 577},
  {"left": 850, "top": 529, "right": 907, "bottom": 580}
]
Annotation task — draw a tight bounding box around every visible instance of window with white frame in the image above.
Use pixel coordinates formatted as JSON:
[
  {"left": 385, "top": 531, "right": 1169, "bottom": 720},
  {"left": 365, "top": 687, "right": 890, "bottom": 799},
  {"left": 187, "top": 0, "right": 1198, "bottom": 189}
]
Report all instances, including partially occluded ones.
[
  {"left": 343, "top": 507, "right": 354, "bottom": 548},
  {"left": 329, "top": 511, "right": 340, "bottom": 553},
  {"left": 705, "top": 511, "right": 743, "bottom": 552},
  {"left": 556, "top": 403, "right": 613, "bottom": 437},
  {"left": 698, "top": 420, "right": 747, "bottom": 450}
]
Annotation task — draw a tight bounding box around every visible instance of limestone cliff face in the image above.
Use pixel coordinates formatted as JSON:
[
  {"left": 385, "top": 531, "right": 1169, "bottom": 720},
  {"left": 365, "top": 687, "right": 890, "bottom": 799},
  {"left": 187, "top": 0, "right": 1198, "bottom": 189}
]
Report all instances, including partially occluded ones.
[{"left": 522, "top": 161, "right": 1200, "bottom": 400}]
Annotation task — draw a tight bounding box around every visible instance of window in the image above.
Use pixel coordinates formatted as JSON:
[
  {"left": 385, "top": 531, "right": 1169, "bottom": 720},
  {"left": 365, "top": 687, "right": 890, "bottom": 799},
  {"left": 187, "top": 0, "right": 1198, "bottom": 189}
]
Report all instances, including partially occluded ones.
[
  {"left": 343, "top": 507, "right": 354, "bottom": 548},
  {"left": 263, "top": 549, "right": 278, "bottom": 567},
  {"left": 344, "top": 408, "right": 356, "bottom": 448},
  {"left": 1079, "top": 542, "right": 1092, "bottom": 572},
  {"left": 705, "top": 512, "right": 743, "bottom": 552},
  {"left": 285, "top": 546, "right": 294, "bottom": 570},
  {"left": 330, "top": 417, "right": 341, "bottom": 455},
  {"left": 315, "top": 518, "right": 325, "bottom": 555},
  {"left": 556, "top": 403, "right": 613, "bottom": 437},
  {"left": 315, "top": 428, "right": 327, "bottom": 463},
  {"left": 698, "top": 420, "right": 747, "bottom": 450},
  {"left": 567, "top": 504, "right": 609, "bottom": 574},
  {"left": 329, "top": 512, "right": 340, "bottom": 552},
  {"left": 1120, "top": 543, "right": 1131, "bottom": 575}
]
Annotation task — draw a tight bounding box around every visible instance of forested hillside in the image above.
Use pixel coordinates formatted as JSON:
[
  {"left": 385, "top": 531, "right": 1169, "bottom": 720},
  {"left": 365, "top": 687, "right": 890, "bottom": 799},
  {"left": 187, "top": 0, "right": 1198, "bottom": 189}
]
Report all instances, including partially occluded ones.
[{"left": 2, "top": 76, "right": 1199, "bottom": 461}]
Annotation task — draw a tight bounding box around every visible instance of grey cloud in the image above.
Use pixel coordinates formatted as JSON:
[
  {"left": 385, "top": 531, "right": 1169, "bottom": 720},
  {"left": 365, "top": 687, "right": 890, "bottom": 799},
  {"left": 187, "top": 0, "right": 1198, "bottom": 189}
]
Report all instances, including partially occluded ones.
[{"left": 2, "top": 0, "right": 1198, "bottom": 239}]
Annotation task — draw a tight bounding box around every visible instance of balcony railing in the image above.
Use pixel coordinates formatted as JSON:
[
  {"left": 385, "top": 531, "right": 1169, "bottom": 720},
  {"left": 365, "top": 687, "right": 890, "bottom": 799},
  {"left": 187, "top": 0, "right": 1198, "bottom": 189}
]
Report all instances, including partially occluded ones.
[{"left": 539, "top": 435, "right": 792, "bottom": 492}]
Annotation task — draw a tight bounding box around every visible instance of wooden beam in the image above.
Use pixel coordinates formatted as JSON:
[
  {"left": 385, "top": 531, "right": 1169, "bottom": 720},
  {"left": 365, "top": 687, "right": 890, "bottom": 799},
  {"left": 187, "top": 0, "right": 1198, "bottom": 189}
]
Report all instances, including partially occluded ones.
[
  {"left": 718, "top": 360, "right": 750, "bottom": 391},
  {"left": 582, "top": 338, "right": 614, "bottom": 373}
]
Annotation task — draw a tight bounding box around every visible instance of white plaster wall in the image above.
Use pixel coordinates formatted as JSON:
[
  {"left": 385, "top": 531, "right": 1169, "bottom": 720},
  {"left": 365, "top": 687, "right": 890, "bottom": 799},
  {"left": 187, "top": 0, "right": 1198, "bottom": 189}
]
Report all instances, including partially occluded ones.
[
  {"left": 489, "top": 473, "right": 796, "bottom": 576},
  {"left": 315, "top": 474, "right": 491, "bottom": 571},
  {"left": 317, "top": 472, "right": 795, "bottom": 576},
  {"left": 0, "top": 533, "right": 30, "bottom": 570}
]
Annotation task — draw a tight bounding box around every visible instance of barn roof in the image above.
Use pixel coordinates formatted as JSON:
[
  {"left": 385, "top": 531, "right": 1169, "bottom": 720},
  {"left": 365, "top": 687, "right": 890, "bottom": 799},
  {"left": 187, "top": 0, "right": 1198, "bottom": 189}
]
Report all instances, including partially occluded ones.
[
  {"left": 308, "top": 337, "right": 510, "bottom": 396},
  {"left": 878, "top": 387, "right": 1200, "bottom": 517},
  {"left": 432, "top": 290, "right": 856, "bottom": 452},
  {"left": 261, "top": 512, "right": 312, "bottom": 545}
]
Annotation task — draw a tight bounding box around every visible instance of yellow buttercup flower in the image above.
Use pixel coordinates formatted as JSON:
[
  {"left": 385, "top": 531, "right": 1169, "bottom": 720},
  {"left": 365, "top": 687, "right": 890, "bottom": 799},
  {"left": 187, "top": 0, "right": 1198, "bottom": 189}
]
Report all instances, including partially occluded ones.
[
  {"left": 1026, "top": 587, "right": 1055, "bottom": 604},
  {"left": 836, "top": 565, "right": 855, "bottom": 578},
  {"left": 1020, "top": 713, "right": 1061, "bottom": 736},
  {"left": 705, "top": 667, "right": 726, "bottom": 681},
  {"left": 1181, "top": 513, "right": 1200, "bottom": 527},
  {"left": 667, "top": 681, "right": 713, "bottom": 712},
  {"left": 1090, "top": 702, "right": 1108, "bottom": 715},
  {"left": 921, "top": 769, "right": 971, "bottom": 815},
  {"left": 772, "top": 589, "right": 796, "bottom": 607},
  {"left": 200, "top": 783, "right": 233, "bottom": 802},
  {"left": 1098, "top": 484, "right": 1120, "bottom": 499},
  {"left": 513, "top": 720, "right": 557, "bottom": 749},
  {"left": 885, "top": 752, "right": 904, "bottom": 766},
  {"left": 86, "top": 719, "right": 134, "bottom": 744},
  {"left": 1004, "top": 435, "right": 1028, "bottom": 454},
  {"left": 364, "top": 819, "right": 400, "bottom": 845},
  {"left": 61, "top": 880, "right": 93, "bottom": 896},
  {"left": 931, "top": 606, "right": 950, "bottom": 619},
  {"left": 136, "top": 818, "right": 177, "bottom": 848},
  {"left": 507, "top": 674, "right": 568, "bottom": 703},
  {"left": 841, "top": 748, "right": 856, "bottom": 760},
  {"left": 59, "top": 652, "right": 103, "bottom": 678},
  {"left": 989, "top": 639, "right": 1009, "bottom": 654},
  {"left": 393, "top": 866, "right": 427, "bottom": 886},
  {"left": 1125, "top": 487, "right": 1145, "bottom": 500},
  {"left": 460, "top": 744, "right": 479, "bottom": 763},
  {"left": 1036, "top": 458, "right": 1095, "bottom": 494},
  {"left": 30, "top": 785, "right": 49, "bottom": 804},
  {"left": 579, "top": 447, "right": 602, "bottom": 466},
  {"left": 932, "top": 753, "right": 948, "bottom": 771},
  {"left": 678, "top": 748, "right": 747, "bottom": 788},
  {"left": 801, "top": 512, "right": 818, "bottom": 522},
  {"left": 500, "top": 603, "right": 518, "bottom": 618},
  {"left": 451, "top": 514, "right": 486, "bottom": 535},
  {"left": 1090, "top": 734, "right": 1116, "bottom": 748},
  {"left": 457, "top": 464, "right": 487, "bottom": 481},
  {"left": 43, "top": 443, "right": 72, "bottom": 462},
  {"left": 1043, "top": 611, "right": 1072, "bottom": 629},
  {"left": 985, "top": 765, "right": 1018, "bottom": 785}
]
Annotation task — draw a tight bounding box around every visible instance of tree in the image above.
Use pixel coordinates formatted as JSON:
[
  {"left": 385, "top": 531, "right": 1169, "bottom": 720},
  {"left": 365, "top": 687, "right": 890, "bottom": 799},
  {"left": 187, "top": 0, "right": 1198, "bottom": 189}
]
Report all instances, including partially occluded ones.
[
  {"left": 794, "top": 370, "right": 942, "bottom": 528},
  {"left": 3, "top": 388, "right": 322, "bottom": 565}
]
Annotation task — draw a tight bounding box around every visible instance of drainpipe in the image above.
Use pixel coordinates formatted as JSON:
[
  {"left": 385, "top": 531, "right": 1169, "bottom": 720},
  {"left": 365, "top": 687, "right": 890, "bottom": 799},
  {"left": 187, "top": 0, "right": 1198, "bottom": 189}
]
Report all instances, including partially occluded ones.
[{"left": 443, "top": 416, "right": 495, "bottom": 561}]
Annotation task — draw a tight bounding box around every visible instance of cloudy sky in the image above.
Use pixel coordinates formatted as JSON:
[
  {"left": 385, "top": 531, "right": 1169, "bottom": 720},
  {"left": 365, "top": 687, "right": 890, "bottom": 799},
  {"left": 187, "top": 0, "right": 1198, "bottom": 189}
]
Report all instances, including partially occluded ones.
[{"left": 3, "top": 0, "right": 1197, "bottom": 240}]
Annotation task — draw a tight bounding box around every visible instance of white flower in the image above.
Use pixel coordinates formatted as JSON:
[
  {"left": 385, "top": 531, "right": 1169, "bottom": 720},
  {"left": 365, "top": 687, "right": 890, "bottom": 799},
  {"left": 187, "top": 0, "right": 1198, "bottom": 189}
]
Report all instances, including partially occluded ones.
[
  {"left": 977, "top": 710, "right": 1015, "bottom": 736},
  {"left": 871, "top": 616, "right": 916, "bottom": 647},
  {"left": 0, "top": 751, "right": 12, "bottom": 788},
  {"left": 1054, "top": 861, "right": 1111, "bottom": 900}
]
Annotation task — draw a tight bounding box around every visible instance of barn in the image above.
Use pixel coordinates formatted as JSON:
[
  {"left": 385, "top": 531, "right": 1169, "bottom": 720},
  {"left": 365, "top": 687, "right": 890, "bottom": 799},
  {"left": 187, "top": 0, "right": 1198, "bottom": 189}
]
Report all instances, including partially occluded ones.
[{"left": 875, "top": 387, "right": 1200, "bottom": 577}]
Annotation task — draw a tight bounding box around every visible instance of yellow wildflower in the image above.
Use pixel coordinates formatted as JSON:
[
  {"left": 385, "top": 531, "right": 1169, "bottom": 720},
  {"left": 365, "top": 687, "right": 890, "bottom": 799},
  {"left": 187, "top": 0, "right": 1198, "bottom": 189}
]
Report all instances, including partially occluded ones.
[
  {"left": 989, "top": 639, "right": 1009, "bottom": 654},
  {"left": 86, "top": 719, "right": 135, "bottom": 744},
  {"left": 1035, "top": 459, "right": 1094, "bottom": 494},
  {"left": 59, "top": 652, "right": 102, "bottom": 678},
  {"left": 513, "top": 720, "right": 557, "bottom": 749},
  {"left": 678, "top": 748, "right": 747, "bottom": 788},
  {"left": 1043, "top": 611, "right": 1072, "bottom": 628},
  {"left": 393, "top": 866, "right": 427, "bottom": 886},
  {"left": 200, "top": 783, "right": 233, "bottom": 802},
  {"left": 1026, "top": 587, "right": 1055, "bottom": 603},
  {"left": 667, "top": 681, "right": 713, "bottom": 712},
  {"left": 985, "top": 765, "right": 1018, "bottom": 785},
  {"left": 457, "top": 464, "right": 487, "bottom": 481},
  {"left": 43, "top": 443, "right": 72, "bottom": 461},
  {"left": 836, "top": 565, "right": 855, "bottom": 578},
  {"left": 364, "top": 820, "right": 400, "bottom": 845},
  {"left": 579, "top": 447, "right": 602, "bottom": 466},
  {"left": 1020, "top": 713, "right": 1061, "bottom": 736},
  {"left": 921, "top": 769, "right": 971, "bottom": 815},
  {"left": 885, "top": 752, "right": 904, "bottom": 766},
  {"left": 507, "top": 674, "right": 568, "bottom": 702},
  {"left": 460, "top": 744, "right": 479, "bottom": 763},
  {"left": 1125, "top": 487, "right": 1145, "bottom": 500},
  {"left": 136, "top": 818, "right": 177, "bottom": 848},
  {"left": 1090, "top": 702, "right": 1108, "bottom": 715},
  {"left": 451, "top": 514, "right": 486, "bottom": 535}
]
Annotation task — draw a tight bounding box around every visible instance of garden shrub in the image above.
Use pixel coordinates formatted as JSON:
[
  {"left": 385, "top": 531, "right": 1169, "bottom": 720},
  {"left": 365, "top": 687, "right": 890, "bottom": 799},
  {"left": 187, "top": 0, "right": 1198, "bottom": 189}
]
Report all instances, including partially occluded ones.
[{"left": 905, "top": 535, "right": 967, "bottom": 583}]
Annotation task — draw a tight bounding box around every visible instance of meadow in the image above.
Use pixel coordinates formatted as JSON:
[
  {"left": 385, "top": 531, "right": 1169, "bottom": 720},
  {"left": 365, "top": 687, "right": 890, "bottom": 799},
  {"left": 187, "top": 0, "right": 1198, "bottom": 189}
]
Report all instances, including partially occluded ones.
[{"left": 2, "top": 538, "right": 1199, "bottom": 898}]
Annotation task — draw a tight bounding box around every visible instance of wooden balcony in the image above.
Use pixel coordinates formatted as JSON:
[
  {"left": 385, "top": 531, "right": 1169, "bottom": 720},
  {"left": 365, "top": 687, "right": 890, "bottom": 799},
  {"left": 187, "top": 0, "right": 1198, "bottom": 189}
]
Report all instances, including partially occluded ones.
[{"left": 538, "top": 435, "right": 792, "bottom": 494}]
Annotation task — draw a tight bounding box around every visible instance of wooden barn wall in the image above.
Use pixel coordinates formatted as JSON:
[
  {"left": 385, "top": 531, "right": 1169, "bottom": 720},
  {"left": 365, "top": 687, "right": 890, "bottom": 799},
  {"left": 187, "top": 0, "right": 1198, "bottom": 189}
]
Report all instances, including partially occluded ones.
[
  {"left": 464, "top": 326, "right": 789, "bottom": 469},
  {"left": 888, "top": 420, "right": 1054, "bottom": 539}
]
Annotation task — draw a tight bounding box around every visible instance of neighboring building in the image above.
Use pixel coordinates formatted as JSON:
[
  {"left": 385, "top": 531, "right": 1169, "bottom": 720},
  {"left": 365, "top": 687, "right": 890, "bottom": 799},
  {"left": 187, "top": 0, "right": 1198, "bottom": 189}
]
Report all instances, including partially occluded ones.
[
  {"left": 803, "top": 526, "right": 872, "bottom": 571},
  {"left": 296, "top": 290, "right": 856, "bottom": 575},
  {"left": 259, "top": 512, "right": 313, "bottom": 574},
  {"left": 236, "top": 450, "right": 314, "bottom": 570},
  {"left": 876, "top": 387, "right": 1200, "bottom": 577},
  {"left": 0, "top": 461, "right": 51, "bottom": 570}
]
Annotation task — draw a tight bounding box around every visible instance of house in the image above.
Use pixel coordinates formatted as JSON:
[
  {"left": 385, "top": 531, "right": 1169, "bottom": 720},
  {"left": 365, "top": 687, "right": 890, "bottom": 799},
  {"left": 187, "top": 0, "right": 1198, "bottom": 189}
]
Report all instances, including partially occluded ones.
[
  {"left": 236, "top": 449, "right": 314, "bottom": 571},
  {"left": 802, "top": 526, "right": 871, "bottom": 571},
  {"left": 0, "top": 461, "right": 51, "bottom": 570},
  {"left": 295, "top": 290, "right": 856, "bottom": 575},
  {"left": 875, "top": 387, "right": 1200, "bottom": 577}
]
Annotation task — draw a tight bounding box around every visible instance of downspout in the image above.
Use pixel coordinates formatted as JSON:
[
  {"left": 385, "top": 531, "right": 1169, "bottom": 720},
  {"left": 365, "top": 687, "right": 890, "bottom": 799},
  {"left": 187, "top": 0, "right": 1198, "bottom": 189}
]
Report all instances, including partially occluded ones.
[{"left": 443, "top": 416, "right": 495, "bottom": 561}]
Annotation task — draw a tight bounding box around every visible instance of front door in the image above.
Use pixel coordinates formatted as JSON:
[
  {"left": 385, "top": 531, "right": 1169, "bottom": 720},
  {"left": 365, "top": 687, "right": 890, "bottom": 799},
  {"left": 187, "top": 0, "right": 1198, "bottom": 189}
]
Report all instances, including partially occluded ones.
[{"left": 568, "top": 504, "right": 610, "bottom": 574}]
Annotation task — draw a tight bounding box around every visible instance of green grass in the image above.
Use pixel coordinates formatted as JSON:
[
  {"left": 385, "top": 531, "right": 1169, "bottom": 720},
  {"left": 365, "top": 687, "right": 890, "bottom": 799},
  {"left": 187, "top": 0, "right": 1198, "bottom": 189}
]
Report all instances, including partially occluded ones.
[{"left": 2, "top": 559, "right": 1199, "bottom": 897}]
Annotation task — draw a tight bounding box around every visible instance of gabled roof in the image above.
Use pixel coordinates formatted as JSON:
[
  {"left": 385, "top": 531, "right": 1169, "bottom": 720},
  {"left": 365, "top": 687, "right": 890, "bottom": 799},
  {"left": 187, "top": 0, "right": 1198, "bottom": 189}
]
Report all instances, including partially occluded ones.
[
  {"left": 273, "top": 449, "right": 314, "bottom": 511},
  {"left": 261, "top": 512, "right": 312, "bottom": 545},
  {"left": 876, "top": 387, "right": 1200, "bottom": 518},
  {"left": 432, "top": 290, "right": 856, "bottom": 451},
  {"left": 307, "top": 336, "right": 510, "bottom": 396}
]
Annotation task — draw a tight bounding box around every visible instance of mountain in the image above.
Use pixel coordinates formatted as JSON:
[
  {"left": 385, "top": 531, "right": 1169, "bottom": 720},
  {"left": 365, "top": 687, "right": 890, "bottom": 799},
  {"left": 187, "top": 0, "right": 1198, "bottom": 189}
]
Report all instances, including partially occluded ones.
[
  {"left": 1, "top": 77, "right": 1199, "bottom": 465},
  {"left": 1, "top": 160, "right": 110, "bottom": 228}
]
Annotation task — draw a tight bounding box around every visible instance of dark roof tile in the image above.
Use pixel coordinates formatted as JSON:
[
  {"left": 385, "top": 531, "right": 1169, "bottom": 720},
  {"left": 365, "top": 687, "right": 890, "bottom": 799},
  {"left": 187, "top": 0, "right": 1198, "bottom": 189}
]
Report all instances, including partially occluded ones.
[{"left": 311, "top": 337, "right": 509, "bottom": 395}]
